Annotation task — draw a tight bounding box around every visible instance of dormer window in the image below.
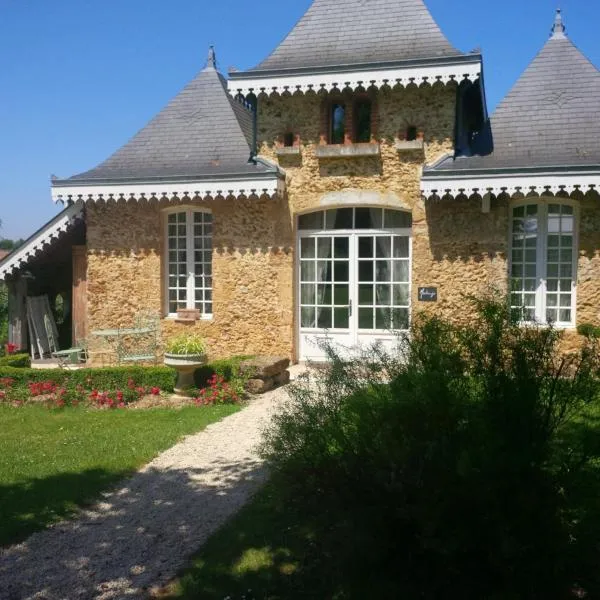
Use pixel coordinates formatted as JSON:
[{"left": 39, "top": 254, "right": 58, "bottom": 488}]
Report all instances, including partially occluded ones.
[
  {"left": 283, "top": 132, "right": 295, "bottom": 147},
  {"left": 330, "top": 103, "right": 346, "bottom": 144},
  {"left": 406, "top": 126, "right": 418, "bottom": 142},
  {"left": 354, "top": 99, "right": 372, "bottom": 143}
]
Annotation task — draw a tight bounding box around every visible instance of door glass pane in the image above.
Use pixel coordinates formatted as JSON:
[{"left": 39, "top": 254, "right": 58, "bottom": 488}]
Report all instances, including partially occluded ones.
[
  {"left": 359, "top": 285, "right": 373, "bottom": 305},
  {"left": 359, "top": 308, "right": 373, "bottom": 329},
  {"left": 317, "top": 238, "right": 332, "bottom": 258},
  {"left": 326, "top": 208, "right": 353, "bottom": 230},
  {"left": 375, "top": 261, "right": 391, "bottom": 282},
  {"left": 334, "top": 285, "right": 349, "bottom": 305},
  {"left": 301, "top": 261, "right": 315, "bottom": 281},
  {"left": 334, "top": 261, "right": 349, "bottom": 282},
  {"left": 355, "top": 208, "right": 383, "bottom": 229},
  {"left": 299, "top": 212, "right": 323, "bottom": 230},
  {"left": 376, "top": 308, "right": 392, "bottom": 330},
  {"left": 317, "top": 262, "right": 332, "bottom": 282},
  {"left": 334, "top": 237, "right": 349, "bottom": 258},
  {"left": 376, "top": 285, "right": 392, "bottom": 306},
  {"left": 384, "top": 210, "right": 412, "bottom": 229},
  {"left": 334, "top": 307, "right": 350, "bottom": 329},
  {"left": 358, "top": 237, "right": 373, "bottom": 258},
  {"left": 301, "top": 306, "right": 316, "bottom": 328},
  {"left": 359, "top": 261, "right": 374, "bottom": 281},
  {"left": 392, "top": 308, "right": 410, "bottom": 330},
  {"left": 317, "top": 307, "right": 332, "bottom": 329},
  {"left": 393, "top": 237, "right": 409, "bottom": 258},
  {"left": 375, "top": 237, "right": 392, "bottom": 258},
  {"left": 301, "top": 284, "right": 315, "bottom": 305},
  {"left": 300, "top": 238, "right": 315, "bottom": 258}
]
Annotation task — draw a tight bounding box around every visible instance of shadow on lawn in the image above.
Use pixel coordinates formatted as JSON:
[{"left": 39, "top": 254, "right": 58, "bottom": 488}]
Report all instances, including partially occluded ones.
[
  {"left": 0, "top": 468, "right": 131, "bottom": 547},
  {"left": 0, "top": 456, "right": 267, "bottom": 600}
]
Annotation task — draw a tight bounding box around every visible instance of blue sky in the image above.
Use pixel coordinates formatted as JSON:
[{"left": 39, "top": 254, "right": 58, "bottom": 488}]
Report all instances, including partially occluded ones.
[{"left": 1, "top": 0, "right": 598, "bottom": 239}]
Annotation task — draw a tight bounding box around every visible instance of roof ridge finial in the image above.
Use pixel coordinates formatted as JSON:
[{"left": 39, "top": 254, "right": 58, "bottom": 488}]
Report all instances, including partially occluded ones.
[
  {"left": 551, "top": 8, "right": 566, "bottom": 39},
  {"left": 206, "top": 45, "right": 217, "bottom": 70}
]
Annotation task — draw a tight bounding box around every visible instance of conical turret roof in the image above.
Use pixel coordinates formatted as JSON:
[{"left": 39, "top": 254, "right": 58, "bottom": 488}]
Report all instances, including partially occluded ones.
[
  {"left": 430, "top": 10, "right": 600, "bottom": 173},
  {"left": 249, "top": 0, "right": 464, "bottom": 72}
]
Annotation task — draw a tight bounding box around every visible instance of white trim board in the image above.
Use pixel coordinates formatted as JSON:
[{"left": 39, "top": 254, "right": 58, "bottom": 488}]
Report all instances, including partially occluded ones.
[
  {"left": 0, "top": 201, "right": 84, "bottom": 279},
  {"left": 228, "top": 61, "right": 482, "bottom": 97},
  {"left": 52, "top": 177, "right": 285, "bottom": 204},
  {"left": 421, "top": 172, "right": 600, "bottom": 197}
]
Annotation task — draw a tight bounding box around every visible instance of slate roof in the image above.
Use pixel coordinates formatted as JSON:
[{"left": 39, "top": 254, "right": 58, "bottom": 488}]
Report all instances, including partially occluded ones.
[
  {"left": 58, "top": 49, "right": 270, "bottom": 185},
  {"left": 427, "top": 11, "right": 600, "bottom": 174},
  {"left": 248, "top": 0, "right": 464, "bottom": 72}
]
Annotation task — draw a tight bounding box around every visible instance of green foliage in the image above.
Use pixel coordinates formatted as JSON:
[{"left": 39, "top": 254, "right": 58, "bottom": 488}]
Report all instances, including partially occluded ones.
[
  {"left": 0, "top": 357, "right": 253, "bottom": 398},
  {"left": 193, "top": 355, "right": 253, "bottom": 388},
  {"left": 577, "top": 322, "right": 600, "bottom": 339},
  {"left": 0, "top": 283, "right": 7, "bottom": 345},
  {"left": 0, "top": 238, "right": 24, "bottom": 250},
  {"left": 261, "top": 295, "right": 600, "bottom": 599},
  {"left": 0, "top": 403, "right": 240, "bottom": 545},
  {"left": 0, "top": 353, "right": 31, "bottom": 368},
  {"left": 165, "top": 333, "right": 207, "bottom": 355}
]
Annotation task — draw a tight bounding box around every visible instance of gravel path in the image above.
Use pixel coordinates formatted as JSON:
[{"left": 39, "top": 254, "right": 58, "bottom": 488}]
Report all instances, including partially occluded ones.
[{"left": 0, "top": 384, "right": 292, "bottom": 600}]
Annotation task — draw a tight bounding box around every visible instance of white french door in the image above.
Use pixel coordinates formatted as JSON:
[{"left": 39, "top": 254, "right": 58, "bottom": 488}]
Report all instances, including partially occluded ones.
[{"left": 298, "top": 208, "right": 411, "bottom": 361}]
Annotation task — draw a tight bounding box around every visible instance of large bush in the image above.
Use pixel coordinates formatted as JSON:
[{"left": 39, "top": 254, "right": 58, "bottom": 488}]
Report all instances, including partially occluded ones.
[{"left": 261, "top": 296, "right": 600, "bottom": 598}]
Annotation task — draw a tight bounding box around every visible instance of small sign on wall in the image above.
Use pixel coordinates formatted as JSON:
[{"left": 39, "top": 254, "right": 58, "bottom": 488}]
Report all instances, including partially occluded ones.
[{"left": 418, "top": 287, "right": 438, "bottom": 302}]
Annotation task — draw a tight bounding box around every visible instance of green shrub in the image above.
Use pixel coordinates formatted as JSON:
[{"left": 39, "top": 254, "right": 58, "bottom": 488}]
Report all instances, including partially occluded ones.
[
  {"left": 193, "top": 356, "right": 253, "bottom": 388},
  {"left": 577, "top": 322, "right": 600, "bottom": 339},
  {"left": 261, "top": 295, "right": 600, "bottom": 598},
  {"left": 0, "top": 353, "right": 31, "bottom": 368}
]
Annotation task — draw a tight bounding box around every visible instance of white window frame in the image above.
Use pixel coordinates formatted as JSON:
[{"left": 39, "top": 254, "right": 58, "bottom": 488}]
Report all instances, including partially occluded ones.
[
  {"left": 163, "top": 207, "right": 213, "bottom": 319},
  {"left": 509, "top": 198, "right": 578, "bottom": 328}
]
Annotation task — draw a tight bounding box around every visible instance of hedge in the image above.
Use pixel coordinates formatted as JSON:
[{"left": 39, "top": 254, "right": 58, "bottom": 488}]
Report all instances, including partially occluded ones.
[
  {"left": 0, "top": 356, "right": 253, "bottom": 393},
  {"left": 0, "top": 353, "right": 31, "bottom": 368}
]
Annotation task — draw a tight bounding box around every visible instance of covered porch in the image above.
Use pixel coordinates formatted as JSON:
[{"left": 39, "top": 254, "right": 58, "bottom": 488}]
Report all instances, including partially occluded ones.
[{"left": 0, "top": 202, "right": 87, "bottom": 361}]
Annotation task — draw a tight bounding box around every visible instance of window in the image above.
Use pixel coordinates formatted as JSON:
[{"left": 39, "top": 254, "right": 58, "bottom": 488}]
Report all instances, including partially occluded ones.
[
  {"left": 283, "top": 132, "right": 295, "bottom": 147},
  {"left": 166, "top": 209, "right": 213, "bottom": 317},
  {"left": 406, "top": 126, "right": 418, "bottom": 141},
  {"left": 330, "top": 103, "right": 346, "bottom": 144},
  {"left": 354, "top": 99, "right": 372, "bottom": 143},
  {"left": 510, "top": 202, "right": 576, "bottom": 326}
]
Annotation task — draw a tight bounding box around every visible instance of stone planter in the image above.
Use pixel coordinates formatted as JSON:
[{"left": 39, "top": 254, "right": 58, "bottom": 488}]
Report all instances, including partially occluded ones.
[{"left": 164, "top": 353, "right": 207, "bottom": 393}]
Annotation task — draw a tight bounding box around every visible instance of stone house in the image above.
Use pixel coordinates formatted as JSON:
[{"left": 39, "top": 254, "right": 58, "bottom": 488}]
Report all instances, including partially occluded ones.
[{"left": 0, "top": 1, "right": 598, "bottom": 362}]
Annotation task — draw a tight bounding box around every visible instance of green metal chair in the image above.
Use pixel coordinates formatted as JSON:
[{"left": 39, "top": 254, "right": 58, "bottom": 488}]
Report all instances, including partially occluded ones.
[
  {"left": 45, "top": 315, "right": 88, "bottom": 367},
  {"left": 115, "top": 310, "right": 160, "bottom": 365}
]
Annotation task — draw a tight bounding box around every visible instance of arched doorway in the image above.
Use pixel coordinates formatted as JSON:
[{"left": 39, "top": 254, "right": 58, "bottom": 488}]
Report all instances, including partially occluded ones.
[{"left": 297, "top": 207, "right": 412, "bottom": 360}]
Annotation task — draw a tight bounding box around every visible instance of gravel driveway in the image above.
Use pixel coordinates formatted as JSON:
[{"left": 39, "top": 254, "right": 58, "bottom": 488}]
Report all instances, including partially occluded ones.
[{"left": 0, "top": 384, "right": 292, "bottom": 600}]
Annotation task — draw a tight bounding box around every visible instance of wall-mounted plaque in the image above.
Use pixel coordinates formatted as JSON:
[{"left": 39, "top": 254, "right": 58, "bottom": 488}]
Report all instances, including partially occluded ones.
[{"left": 418, "top": 287, "right": 438, "bottom": 302}]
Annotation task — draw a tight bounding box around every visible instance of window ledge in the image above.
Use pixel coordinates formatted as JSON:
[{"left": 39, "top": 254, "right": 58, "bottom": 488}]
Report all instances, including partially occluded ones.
[
  {"left": 315, "top": 143, "right": 380, "bottom": 159},
  {"left": 394, "top": 139, "right": 425, "bottom": 152},
  {"left": 275, "top": 146, "right": 301, "bottom": 156},
  {"left": 165, "top": 315, "right": 213, "bottom": 322}
]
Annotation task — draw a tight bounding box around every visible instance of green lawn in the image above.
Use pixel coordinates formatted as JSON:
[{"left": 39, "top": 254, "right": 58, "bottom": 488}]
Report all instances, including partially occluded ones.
[{"left": 0, "top": 403, "right": 240, "bottom": 546}]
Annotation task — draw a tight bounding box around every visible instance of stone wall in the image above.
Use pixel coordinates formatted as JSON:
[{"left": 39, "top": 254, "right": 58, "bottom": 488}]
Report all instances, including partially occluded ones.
[
  {"left": 257, "top": 83, "right": 508, "bottom": 324},
  {"left": 85, "top": 196, "right": 294, "bottom": 364}
]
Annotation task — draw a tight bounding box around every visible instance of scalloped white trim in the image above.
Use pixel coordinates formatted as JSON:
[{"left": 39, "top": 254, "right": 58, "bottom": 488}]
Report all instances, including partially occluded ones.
[
  {"left": 0, "top": 201, "right": 84, "bottom": 279},
  {"left": 51, "top": 177, "right": 284, "bottom": 203},
  {"left": 421, "top": 172, "right": 600, "bottom": 198},
  {"left": 228, "top": 61, "right": 481, "bottom": 96}
]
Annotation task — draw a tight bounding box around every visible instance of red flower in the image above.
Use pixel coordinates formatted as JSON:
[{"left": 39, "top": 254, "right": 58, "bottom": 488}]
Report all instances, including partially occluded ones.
[
  {"left": 116, "top": 391, "right": 124, "bottom": 401},
  {"left": 5, "top": 343, "right": 17, "bottom": 355},
  {"left": 151, "top": 387, "right": 160, "bottom": 396}
]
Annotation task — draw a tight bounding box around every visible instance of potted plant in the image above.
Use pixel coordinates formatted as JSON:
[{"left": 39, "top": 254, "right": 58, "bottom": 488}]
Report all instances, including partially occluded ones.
[{"left": 164, "top": 333, "right": 207, "bottom": 393}]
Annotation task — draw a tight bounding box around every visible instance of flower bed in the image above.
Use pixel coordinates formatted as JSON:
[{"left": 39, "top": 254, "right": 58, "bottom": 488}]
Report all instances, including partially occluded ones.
[{"left": 0, "top": 356, "right": 253, "bottom": 409}]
